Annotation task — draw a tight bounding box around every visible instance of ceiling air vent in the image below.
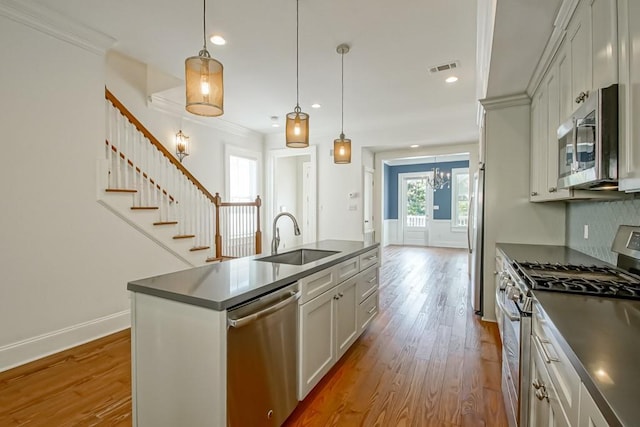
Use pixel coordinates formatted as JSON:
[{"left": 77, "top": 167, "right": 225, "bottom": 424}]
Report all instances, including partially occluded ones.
[{"left": 428, "top": 61, "right": 460, "bottom": 74}]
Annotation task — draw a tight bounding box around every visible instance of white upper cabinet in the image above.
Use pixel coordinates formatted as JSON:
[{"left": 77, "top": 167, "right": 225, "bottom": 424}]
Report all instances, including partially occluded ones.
[
  {"left": 618, "top": 0, "right": 640, "bottom": 192},
  {"left": 529, "top": 0, "right": 624, "bottom": 201}
]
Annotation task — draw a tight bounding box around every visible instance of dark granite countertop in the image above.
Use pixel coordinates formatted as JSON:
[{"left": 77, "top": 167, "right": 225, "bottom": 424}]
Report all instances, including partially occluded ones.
[
  {"left": 128, "top": 240, "right": 378, "bottom": 311},
  {"left": 497, "top": 243, "right": 640, "bottom": 427}
]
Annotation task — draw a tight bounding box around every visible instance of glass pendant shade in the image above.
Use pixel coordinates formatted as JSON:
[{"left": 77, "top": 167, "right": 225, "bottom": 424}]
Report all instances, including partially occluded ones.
[
  {"left": 285, "top": 109, "right": 309, "bottom": 148},
  {"left": 333, "top": 135, "right": 351, "bottom": 164},
  {"left": 185, "top": 51, "right": 224, "bottom": 117}
]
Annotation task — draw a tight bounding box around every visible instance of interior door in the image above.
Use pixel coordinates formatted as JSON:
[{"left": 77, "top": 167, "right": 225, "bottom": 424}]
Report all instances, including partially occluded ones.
[{"left": 400, "top": 173, "right": 432, "bottom": 246}]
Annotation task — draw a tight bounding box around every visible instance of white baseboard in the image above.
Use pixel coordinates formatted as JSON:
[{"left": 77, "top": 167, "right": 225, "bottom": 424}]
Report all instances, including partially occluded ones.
[{"left": 0, "top": 309, "right": 131, "bottom": 373}]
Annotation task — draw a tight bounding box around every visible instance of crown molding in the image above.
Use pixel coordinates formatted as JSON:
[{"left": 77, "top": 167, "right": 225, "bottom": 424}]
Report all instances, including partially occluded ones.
[
  {"left": 480, "top": 93, "right": 530, "bottom": 110},
  {"left": 149, "top": 94, "right": 263, "bottom": 139},
  {"left": 0, "top": 0, "right": 115, "bottom": 55}
]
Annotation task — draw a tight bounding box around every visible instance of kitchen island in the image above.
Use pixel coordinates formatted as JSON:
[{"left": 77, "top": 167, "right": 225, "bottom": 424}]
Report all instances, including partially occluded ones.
[
  {"left": 497, "top": 243, "right": 640, "bottom": 427},
  {"left": 127, "top": 239, "right": 379, "bottom": 427}
]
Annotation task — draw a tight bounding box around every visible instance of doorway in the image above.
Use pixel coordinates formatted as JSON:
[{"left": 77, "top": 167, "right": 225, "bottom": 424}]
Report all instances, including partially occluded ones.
[
  {"left": 266, "top": 147, "right": 317, "bottom": 251},
  {"left": 398, "top": 172, "right": 433, "bottom": 246}
]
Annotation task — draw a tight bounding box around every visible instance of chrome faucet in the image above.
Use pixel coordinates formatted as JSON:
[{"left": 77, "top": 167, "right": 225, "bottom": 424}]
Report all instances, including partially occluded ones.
[{"left": 271, "top": 212, "right": 301, "bottom": 254}]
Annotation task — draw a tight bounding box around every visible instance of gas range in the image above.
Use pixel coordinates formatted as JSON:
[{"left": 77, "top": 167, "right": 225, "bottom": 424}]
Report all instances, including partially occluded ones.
[
  {"left": 513, "top": 261, "right": 640, "bottom": 300},
  {"left": 512, "top": 225, "right": 640, "bottom": 301}
]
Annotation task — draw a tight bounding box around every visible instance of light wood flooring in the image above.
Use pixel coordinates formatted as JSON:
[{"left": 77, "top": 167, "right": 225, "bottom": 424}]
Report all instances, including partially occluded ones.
[{"left": 0, "top": 245, "right": 506, "bottom": 426}]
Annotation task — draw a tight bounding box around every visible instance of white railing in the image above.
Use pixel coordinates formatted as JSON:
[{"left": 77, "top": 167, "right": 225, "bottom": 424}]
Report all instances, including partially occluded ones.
[
  {"left": 406, "top": 215, "right": 427, "bottom": 228},
  {"left": 104, "top": 96, "right": 215, "bottom": 259}
]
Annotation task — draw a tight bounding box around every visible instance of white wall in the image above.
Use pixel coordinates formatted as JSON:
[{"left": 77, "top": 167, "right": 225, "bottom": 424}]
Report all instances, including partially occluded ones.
[
  {"left": 0, "top": 16, "right": 191, "bottom": 371},
  {"left": 481, "top": 98, "right": 565, "bottom": 321}
]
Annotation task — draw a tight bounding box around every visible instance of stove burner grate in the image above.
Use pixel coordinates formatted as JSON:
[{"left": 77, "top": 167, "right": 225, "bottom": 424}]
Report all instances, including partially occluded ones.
[{"left": 513, "top": 261, "right": 640, "bottom": 301}]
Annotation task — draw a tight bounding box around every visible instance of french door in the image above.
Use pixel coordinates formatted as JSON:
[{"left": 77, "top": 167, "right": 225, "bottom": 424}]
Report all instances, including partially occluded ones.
[{"left": 399, "top": 172, "right": 433, "bottom": 246}]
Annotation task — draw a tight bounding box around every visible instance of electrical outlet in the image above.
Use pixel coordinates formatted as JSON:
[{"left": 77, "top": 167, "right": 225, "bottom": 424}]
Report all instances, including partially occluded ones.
[{"left": 583, "top": 224, "right": 589, "bottom": 239}]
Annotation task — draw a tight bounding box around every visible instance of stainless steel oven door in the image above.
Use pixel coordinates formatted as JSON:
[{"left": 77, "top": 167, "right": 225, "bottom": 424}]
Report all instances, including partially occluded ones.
[{"left": 497, "top": 284, "right": 521, "bottom": 427}]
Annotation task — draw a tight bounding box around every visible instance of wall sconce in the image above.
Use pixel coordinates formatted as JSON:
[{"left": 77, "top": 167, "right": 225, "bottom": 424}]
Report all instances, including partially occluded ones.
[{"left": 175, "top": 130, "right": 190, "bottom": 162}]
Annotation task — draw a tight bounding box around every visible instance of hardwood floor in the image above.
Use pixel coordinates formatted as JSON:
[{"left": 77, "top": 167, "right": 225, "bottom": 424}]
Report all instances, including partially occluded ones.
[
  {"left": 283, "top": 246, "right": 507, "bottom": 427},
  {"left": 0, "top": 246, "right": 506, "bottom": 426}
]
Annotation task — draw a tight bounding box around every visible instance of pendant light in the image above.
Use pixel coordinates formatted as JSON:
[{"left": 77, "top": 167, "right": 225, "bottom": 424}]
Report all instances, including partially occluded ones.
[
  {"left": 185, "top": 0, "right": 224, "bottom": 117},
  {"left": 285, "top": 0, "right": 309, "bottom": 148},
  {"left": 333, "top": 43, "right": 351, "bottom": 164}
]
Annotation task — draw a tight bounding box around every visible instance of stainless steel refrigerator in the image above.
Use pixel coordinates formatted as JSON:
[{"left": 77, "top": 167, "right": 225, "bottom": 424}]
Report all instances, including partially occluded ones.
[{"left": 469, "top": 164, "right": 484, "bottom": 315}]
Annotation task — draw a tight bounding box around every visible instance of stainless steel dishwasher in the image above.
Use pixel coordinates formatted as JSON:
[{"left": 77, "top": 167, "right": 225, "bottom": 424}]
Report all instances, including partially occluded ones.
[{"left": 227, "top": 282, "right": 300, "bottom": 426}]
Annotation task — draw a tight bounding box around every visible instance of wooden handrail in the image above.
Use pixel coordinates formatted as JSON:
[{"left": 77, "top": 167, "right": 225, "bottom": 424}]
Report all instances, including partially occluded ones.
[{"left": 105, "top": 88, "right": 216, "bottom": 204}]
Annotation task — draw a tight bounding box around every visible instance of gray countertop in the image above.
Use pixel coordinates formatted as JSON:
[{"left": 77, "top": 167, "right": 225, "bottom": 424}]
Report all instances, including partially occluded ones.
[
  {"left": 497, "top": 243, "right": 640, "bottom": 427},
  {"left": 128, "top": 240, "right": 378, "bottom": 311}
]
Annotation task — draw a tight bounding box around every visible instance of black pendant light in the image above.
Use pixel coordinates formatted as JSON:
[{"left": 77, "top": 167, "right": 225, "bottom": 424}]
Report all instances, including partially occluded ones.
[
  {"left": 185, "top": 0, "right": 224, "bottom": 117},
  {"left": 285, "top": 0, "right": 309, "bottom": 147},
  {"left": 334, "top": 43, "right": 351, "bottom": 164}
]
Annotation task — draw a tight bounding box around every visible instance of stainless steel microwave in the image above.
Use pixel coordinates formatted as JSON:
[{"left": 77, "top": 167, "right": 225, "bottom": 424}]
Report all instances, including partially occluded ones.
[{"left": 557, "top": 84, "right": 618, "bottom": 190}]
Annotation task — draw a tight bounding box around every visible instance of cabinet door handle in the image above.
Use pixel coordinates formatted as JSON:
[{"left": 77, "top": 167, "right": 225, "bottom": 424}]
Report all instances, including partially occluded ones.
[
  {"left": 531, "top": 191, "right": 538, "bottom": 196},
  {"left": 548, "top": 187, "right": 557, "bottom": 193},
  {"left": 533, "top": 335, "right": 560, "bottom": 363},
  {"left": 365, "top": 255, "right": 377, "bottom": 261},
  {"left": 535, "top": 387, "right": 549, "bottom": 401},
  {"left": 367, "top": 306, "right": 376, "bottom": 314},
  {"left": 338, "top": 292, "right": 344, "bottom": 298},
  {"left": 333, "top": 295, "right": 340, "bottom": 300},
  {"left": 368, "top": 276, "right": 377, "bottom": 283}
]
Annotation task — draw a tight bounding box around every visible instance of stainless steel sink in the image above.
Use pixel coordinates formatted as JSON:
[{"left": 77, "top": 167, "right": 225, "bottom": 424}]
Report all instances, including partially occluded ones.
[{"left": 255, "top": 249, "right": 339, "bottom": 266}]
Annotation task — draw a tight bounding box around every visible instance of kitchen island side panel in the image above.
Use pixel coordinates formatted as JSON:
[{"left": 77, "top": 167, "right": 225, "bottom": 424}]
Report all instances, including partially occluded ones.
[
  {"left": 131, "top": 293, "right": 226, "bottom": 427},
  {"left": 482, "top": 99, "right": 566, "bottom": 321}
]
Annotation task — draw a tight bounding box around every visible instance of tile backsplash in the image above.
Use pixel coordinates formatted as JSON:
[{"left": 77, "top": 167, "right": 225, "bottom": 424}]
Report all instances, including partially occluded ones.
[{"left": 566, "top": 197, "right": 640, "bottom": 264}]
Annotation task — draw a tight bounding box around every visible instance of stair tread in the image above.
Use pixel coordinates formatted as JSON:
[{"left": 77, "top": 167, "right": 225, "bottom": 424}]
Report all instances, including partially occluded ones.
[
  {"left": 173, "top": 234, "right": 196, "bottom": 239},
  {"left": 153, "top": 221, "right": 178, "bottom": 226},
  {"left": 106, "top": 188, "right": 137, "bottom": 193},
  {"left": 131, "top": 206, "right": 159, "bottom": 210},
  {"left": 190, "top": 246, "right": 211, "bottom": 252}
]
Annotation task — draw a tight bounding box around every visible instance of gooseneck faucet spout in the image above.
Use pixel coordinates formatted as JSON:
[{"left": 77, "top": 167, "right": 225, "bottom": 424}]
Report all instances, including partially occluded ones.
[{"left": 271, "top": 212, "right": 301, "bottom": 254}]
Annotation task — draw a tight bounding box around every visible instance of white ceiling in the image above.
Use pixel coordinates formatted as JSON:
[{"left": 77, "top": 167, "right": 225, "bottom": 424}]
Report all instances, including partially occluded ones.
[{"left": 27, "top": 0, "right": 562, "bottom": 151}]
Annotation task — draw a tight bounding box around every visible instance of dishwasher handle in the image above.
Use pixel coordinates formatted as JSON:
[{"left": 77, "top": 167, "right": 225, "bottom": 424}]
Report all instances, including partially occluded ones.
[{"left": 228, "top": 290, "right": 301, "bottom": 328}]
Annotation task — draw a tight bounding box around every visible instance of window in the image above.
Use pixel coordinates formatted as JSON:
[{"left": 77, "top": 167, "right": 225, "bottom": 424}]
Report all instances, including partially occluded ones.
[
  {"left": 228, "top": 155, "right": 257, "bottom": 202},
  {"left": 225, "top": 145, "right": 261, "bottom": 202},
  {"left": 451, "top": 168, "right": 469, "bottom": 230}
]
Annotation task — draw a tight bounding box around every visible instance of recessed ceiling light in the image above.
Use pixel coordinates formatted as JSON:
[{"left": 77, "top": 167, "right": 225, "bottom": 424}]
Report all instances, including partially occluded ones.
[
  {"left": 410, "top": 144, "right": 419, "bottom": 148},
  {"left": 210, "top": 35, "right": 226, "bottom": 46},
  {"left": 271, "top": 116, "right": 280, "bottom": 127},
  {"left": 311, "top": 103, "right": 321, "bottom": 109},
  {"left": 446, "top": 76, "right": 459, "bottom": 83}
]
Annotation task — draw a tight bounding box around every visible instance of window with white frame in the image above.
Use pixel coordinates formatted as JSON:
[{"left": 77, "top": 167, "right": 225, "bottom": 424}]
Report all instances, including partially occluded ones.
[
  {"left": 228, "top": 155, "right": 257, "bottom": 202},
  {"left": 451, "top": 167, "right": 469, "bottom": 230}
]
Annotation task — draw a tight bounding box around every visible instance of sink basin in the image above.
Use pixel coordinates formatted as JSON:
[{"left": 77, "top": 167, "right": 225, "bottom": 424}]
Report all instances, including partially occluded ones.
[{"left": 255, "top": 249, "right": 339, "bottom": 266}]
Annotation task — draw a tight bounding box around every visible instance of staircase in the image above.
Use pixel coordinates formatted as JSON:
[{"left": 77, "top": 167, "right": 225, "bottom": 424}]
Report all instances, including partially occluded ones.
[{"left": 98, "top": 89, "right": 220, "bottom": 266}]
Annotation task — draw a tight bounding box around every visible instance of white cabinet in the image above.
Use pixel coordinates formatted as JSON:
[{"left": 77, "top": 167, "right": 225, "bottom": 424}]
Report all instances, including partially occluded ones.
[
  {"left": 298, "top": 248, "right": 380, "bottom": 399},
  {"left": 529, "top": 336, "right": 571, "bottom": 427},
  {"left": 578, "top": 383, "right": 609, "bottom": 427},
  {"left": 299, "top": 285, "right": 336, "bottom": 399},
  {"left": 529, "top": 0, "right": 621, "bottom": 201},
  {"left": 617, "top": 0, "right": 640, "bottom": 192},
  {"left": 335, "top": 277, "right": 358, "bottom": 359}
]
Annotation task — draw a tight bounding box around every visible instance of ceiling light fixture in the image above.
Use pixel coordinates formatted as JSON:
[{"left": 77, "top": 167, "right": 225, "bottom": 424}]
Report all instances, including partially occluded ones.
[
  {"left": 285, "top": 0, "right": 309, "bottom": 148},
  {"left": 311, "top": 103, "right": 321, "bottom": 109},
  {"left": 175, "top": 130, "right": 190, "bottom": 162},
  {"left": 210, "top": 34, "right": 226, "bottom": 45},
  {"left": 410, "top": 144, "right": 419, "bottom": 148},
  {"left": 426, "top": 158, "right": 451, "bottom": 191},
  {"left": 446, "top": 76, "right": 459, "bottom": 83},
  {"left": 333, "top": 43, "right": 351, "bottom": 164},
  {"left": 271, "top": 116, "right": 280, "bottom": 127},
  {"left": 185, "top": 0, "right": 224, "bottom": 117}
]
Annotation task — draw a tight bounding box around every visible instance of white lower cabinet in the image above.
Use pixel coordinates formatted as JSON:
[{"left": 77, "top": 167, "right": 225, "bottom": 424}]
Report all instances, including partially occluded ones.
[
  {"left": 298, "top": 250, "right": 379, "bottom": 400},
  {"left": 529, "top": 336, "right": 571, "bottom": 427},
  {"left": 578, "top": 383, "right": 608, "bottom": 427}
]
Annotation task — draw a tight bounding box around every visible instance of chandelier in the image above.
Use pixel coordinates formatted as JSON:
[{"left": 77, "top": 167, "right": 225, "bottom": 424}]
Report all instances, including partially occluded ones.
[{"left": 426, "top": 167, "right": 450, "bottom": 191}]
